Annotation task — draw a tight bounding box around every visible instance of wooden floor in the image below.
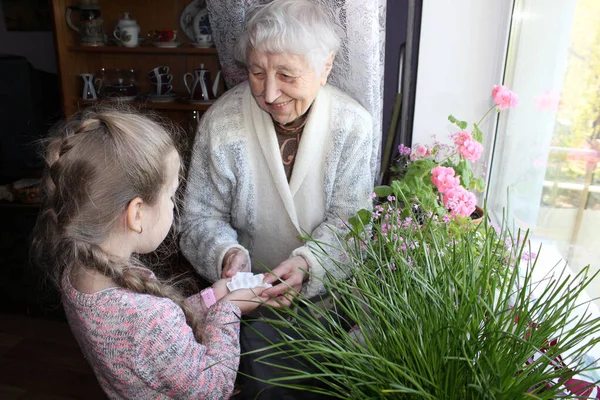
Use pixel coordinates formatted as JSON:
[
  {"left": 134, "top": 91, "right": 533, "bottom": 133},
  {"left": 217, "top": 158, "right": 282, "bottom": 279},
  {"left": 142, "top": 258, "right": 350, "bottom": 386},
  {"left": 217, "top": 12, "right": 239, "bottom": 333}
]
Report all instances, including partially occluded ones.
[{"left": 0, "top": 311, "right": 105, "bottom": 399}]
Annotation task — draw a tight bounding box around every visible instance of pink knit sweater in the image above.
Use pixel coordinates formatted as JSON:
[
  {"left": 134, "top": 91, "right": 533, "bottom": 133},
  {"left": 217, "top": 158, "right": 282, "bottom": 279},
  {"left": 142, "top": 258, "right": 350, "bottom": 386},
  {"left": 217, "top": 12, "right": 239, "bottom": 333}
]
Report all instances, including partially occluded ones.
[{"left": 61, "top": 269, "right": 241, "bottom": 399}]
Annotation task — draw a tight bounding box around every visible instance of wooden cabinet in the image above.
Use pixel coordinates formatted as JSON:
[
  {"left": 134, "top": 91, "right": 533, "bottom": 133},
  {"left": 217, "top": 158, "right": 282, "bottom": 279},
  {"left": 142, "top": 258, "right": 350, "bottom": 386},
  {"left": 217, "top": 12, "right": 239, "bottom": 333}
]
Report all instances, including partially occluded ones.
[
  {"left": 50, "top": 0, "right": 224, "bottom": 138},
  {"left": 48, "top": 1, "right": 224, "bottom": 281}
]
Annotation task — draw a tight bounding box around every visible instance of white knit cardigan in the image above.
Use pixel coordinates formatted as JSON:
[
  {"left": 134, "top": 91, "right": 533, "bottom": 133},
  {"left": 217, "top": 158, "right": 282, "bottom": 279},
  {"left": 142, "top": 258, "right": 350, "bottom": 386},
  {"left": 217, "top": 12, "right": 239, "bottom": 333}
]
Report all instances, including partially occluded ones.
[{"left": 180, "top": 81, "right": 374, "bottom": 298}]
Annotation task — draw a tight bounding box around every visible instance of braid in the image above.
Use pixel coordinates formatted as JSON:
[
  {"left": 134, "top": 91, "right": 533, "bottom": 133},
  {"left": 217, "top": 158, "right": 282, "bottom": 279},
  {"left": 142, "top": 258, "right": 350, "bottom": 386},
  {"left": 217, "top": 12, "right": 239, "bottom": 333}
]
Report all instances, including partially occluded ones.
[
  {"left": 31, "top": 130, "right": 72, "bottom": 283},
  {"left": 82, "top": 243, "right": 204, "bottom": 342},
  {"left": 31, "top": 105, "right": 202, "bottom": 341}
]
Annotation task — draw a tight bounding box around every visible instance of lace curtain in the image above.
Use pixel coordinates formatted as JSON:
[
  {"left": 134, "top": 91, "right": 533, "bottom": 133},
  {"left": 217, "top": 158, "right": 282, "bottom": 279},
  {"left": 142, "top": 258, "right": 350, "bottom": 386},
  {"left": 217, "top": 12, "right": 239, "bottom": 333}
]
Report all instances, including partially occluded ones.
[{"left": 206, "top": 0, "right": 386, "bottom": 177}]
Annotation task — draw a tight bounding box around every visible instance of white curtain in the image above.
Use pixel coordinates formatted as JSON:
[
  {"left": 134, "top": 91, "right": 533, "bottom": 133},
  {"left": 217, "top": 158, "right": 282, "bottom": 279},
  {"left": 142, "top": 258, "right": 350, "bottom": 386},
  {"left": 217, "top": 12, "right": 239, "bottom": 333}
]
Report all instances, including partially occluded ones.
[{"left": 206, "top": 0, "right": 386, "bottom": 177}]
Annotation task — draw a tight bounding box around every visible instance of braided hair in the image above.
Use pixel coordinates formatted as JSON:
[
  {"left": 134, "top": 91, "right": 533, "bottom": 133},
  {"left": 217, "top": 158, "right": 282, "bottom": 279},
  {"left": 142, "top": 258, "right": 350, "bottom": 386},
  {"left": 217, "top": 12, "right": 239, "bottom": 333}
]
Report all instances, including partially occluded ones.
[{"left": 31, "top": 105, "right": 202, "bottom": 341}]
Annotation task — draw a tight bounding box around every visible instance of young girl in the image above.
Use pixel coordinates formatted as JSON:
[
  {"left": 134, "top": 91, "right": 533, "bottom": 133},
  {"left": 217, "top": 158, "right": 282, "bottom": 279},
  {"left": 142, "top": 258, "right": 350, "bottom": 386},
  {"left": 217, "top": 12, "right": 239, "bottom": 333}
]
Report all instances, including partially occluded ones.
[{"left": 31, "top": 106, "right": 266, "bottom": 399}]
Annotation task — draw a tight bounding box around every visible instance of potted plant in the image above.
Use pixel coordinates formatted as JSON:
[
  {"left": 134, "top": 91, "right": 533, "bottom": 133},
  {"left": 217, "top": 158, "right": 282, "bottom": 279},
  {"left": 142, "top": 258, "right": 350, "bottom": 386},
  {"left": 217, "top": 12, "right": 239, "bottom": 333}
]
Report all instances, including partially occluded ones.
[
  {"left": 378, "top": 84, "right": 519, "bottom": 222},
  {"left": 245, "top": 86, "right": 600, "bottom": 399}
]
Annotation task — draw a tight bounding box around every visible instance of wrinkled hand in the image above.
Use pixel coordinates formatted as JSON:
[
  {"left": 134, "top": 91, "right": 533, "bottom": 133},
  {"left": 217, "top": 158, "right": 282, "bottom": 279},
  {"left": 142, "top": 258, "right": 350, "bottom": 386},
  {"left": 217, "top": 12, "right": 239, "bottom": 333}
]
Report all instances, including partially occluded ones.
[
  {"left": 221, "top": 287, "right": 267, "bottom": 315},
  {"left": 221, "top": 248, "right": 250, "bottom": 279},
  {"left": 262, "top": 256, "right": 309, "bottom": 308}
]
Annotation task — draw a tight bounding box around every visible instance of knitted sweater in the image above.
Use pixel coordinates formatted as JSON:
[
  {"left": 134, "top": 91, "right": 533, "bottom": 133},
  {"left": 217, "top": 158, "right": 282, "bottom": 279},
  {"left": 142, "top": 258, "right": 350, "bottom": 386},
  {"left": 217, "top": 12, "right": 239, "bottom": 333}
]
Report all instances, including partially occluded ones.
[
  {"left": 180, "top": 82, "right": 374, "bottom": 298},
  {"left": 61, "top": 269, "right": 241, "bottom": 399}
]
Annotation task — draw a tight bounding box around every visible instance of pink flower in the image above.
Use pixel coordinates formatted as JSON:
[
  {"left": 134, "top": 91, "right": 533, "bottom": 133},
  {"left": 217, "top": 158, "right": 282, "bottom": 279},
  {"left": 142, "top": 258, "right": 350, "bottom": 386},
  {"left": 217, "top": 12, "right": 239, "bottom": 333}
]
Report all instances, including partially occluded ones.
[
  {"left": 521, "top": 251, "right": 537, "bottom": 261},
  {"left": 534, "top": 90, "right": 561, "bottom": 111},
  {"left": 442, "top": 185, "right": 476, "bottom": 217},
  {"left": 431, "top": 166, "right": 460, "bottom": 193},
  {"left": 457, "top": 137, "right": 483, "bottom": 162},
  {"left": 412, "top": 145, "right": 431, "bottom": 159},
  {"left": 492, "top": 85, "right": 518, "bottom": 110},
  {"left": 452, "top": 131, "right": 472, "bottom": 146}
]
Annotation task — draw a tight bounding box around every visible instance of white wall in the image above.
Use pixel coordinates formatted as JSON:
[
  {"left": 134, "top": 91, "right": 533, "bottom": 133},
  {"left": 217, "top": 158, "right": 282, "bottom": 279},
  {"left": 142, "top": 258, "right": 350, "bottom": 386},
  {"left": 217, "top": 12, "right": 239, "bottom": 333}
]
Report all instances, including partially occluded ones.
[{"left": 412, "top": 0, "right": 514, "bottom": 147}]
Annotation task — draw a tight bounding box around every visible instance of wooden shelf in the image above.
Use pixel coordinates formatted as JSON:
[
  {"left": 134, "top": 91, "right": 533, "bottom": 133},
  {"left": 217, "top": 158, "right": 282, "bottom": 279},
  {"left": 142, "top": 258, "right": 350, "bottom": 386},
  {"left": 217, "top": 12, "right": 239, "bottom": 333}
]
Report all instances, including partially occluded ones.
[
  {"left": 77, "top": 99, "right": 213, "bottom": 112},
  {"left": 68, "top": 45, "right": 218, "bottom": 55},
  {"left": 52, "top": 0, "right": 222, "bottom": 133}
]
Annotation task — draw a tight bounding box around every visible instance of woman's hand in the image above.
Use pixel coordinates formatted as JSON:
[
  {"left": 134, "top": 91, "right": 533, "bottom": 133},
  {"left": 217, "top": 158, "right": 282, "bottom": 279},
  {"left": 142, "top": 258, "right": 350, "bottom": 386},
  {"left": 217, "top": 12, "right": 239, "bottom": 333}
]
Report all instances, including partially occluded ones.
[
  {"left": 262, "top": 256, "right": 309, "bottom": 308},
  {"left": 221, "top": 287, "right": 267, "bottom": 314},
  {"left": 221, "top": 248, "right": 250, "bottom": 279}
]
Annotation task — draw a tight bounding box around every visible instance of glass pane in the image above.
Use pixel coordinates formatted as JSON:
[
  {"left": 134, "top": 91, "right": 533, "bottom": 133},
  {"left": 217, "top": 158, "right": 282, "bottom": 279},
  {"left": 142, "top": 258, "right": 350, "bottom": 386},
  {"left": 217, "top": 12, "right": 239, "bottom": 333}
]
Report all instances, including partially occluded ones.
[{"left": 488, "top": 0, "right": 600, "bottom": 303}]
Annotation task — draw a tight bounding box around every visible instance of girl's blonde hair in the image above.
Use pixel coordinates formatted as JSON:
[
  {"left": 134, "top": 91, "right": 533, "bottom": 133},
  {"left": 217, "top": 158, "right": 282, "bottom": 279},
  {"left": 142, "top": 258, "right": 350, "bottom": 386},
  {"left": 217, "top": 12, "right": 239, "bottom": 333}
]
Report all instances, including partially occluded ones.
[{"left": 32, "top": 105, "right": 202, "bottom": 340}]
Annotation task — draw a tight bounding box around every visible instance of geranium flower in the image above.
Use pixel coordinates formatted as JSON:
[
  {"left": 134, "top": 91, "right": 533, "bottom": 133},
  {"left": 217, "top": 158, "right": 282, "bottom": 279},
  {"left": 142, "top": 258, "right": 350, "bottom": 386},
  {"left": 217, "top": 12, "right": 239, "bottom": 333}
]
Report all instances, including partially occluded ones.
[
  {"left": 452, "top": 131, "right": 472, "bottom": 146},
  {"left": 384, "top": 84, "right": 516, "bottom": 223},
  {"left": 457, "top": 137, "right": 484, "bottom": 162},
  {"left": 414, "top": 145, "right": 431, "bottom": 158},
  {"left": 431, "top": 166, "right": 460, "bottom": 194},
  {"left": 442, "top": 185, "right": 477, "bottom": 217},
  {"left": 492, "top": 85, "right": 519, "bottom": 110}
]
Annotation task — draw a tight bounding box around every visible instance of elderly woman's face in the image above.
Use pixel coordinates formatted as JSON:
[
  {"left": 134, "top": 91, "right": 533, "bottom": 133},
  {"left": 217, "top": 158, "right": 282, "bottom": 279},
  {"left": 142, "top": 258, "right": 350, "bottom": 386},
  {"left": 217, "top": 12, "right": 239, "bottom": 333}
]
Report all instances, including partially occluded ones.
[{"left": 248, "top": 51, "right": 331, "bottom": 125}]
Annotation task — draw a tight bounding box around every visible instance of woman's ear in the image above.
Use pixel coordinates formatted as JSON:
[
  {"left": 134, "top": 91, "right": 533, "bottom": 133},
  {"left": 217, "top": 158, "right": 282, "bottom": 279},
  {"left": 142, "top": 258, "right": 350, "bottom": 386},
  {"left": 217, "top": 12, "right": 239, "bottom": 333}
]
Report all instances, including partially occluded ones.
[
  {"left": 126, "top": 197, "right": 144, "bottom": 234},
  {"left": 320, "top": 51, "right": 335, "bottom": 85}
]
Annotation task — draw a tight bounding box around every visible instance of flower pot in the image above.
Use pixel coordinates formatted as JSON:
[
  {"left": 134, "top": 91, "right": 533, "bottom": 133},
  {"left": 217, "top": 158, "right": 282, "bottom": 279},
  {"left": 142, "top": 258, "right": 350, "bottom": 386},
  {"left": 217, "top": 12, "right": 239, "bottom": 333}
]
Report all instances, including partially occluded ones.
[{"left": 470, "top": 205, "right": 484, "bottom": 224}]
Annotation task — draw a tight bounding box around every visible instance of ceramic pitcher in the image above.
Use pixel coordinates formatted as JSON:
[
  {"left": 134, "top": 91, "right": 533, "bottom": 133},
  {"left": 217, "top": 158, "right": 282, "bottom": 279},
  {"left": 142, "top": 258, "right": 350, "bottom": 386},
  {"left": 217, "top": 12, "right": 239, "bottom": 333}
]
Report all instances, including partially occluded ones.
[
  {"left": 66, "top": 2, "right": 105, "bottom": 46},
  {"left": 183, "top": 64, "right": 221, "bottom": 101},
  {"left": 80, "top": 73, "right": 98, "bottom": 100}
]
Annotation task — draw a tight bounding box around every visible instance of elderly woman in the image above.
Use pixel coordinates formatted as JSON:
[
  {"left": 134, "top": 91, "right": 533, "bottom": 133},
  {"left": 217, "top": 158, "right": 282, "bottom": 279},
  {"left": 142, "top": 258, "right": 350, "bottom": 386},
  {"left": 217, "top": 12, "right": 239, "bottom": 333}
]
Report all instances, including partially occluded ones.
[{"left": 180, "top": 0, "right": 373, "bottom": 305}]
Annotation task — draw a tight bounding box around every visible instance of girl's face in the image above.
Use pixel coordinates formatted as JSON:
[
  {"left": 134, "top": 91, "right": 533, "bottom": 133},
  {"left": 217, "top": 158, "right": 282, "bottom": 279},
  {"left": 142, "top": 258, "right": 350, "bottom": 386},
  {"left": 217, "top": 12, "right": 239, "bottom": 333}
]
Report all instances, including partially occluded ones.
[
  {"left": 138, "top": 151, "right": 180, "bottom": 253},
  {"left": 247, "top": 51, "right": 332, "bottom": 125}
]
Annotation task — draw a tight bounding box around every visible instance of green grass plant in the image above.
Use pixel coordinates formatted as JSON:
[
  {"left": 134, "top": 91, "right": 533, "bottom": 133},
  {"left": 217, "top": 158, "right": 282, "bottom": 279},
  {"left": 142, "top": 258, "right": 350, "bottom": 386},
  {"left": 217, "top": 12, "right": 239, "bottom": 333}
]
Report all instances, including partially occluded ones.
[{"left": 247, "top": 199, "right": 600, "bottom": 399}]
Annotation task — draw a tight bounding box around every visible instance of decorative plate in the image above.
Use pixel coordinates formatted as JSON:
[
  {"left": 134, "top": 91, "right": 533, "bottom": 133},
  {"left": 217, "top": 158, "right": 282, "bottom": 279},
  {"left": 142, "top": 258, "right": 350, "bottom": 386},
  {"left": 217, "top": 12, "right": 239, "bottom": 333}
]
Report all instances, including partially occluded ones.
[
  {"left": 186, "top": 97, "right": 214, "bottom": 105},
  {"left": 180, "top": 0, "right": 210, "bottom": 40},
  {"left": 146, "top": 93, "right": 178, "bottom": 103},
  {"left": 152, "top": 41, "right": 183, "bottom": 48},
  {"left": 190, "top": 41, "right": 213, "bottom": 48},
  {"left": 107, "top": 37, "right": 147, "bottom": 47},
  {"left": 105, "top": 95, "right": 137, "bottom": 102}
]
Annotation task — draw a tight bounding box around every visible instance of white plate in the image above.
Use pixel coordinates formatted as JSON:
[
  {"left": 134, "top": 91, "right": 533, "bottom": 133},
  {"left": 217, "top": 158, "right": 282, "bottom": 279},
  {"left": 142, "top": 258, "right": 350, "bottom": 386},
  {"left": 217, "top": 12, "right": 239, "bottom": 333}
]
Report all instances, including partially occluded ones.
[
  {"left": 146, "top": 93, "right": 178, "bottom": 103},
  {"left": 180, "top": 0, "right": 207, "bottom": 41},
  {"left": 190, "top": 41, "right": 213, "bottom": 48},
  {"left": 152, "top": 41, "right": 182, "bottom": 48},
  {"left": 107, "top": 37, "right": 147, "bottom": 46},
  {"left": 186, "top": 97, "right": 214, "bottom": 105},
  {"left": 105, "top": 95, "right": 137, "bottom": 102}
]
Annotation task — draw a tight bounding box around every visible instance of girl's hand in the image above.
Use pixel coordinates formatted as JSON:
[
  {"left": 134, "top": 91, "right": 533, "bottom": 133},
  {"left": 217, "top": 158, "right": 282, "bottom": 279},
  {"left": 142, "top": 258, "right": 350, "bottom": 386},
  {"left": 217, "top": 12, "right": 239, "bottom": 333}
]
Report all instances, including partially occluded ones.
[
  {"left": 211, "top": 278, "right": 231, "bottom": 302},
  {"left": 221, "top": 287, "right": 267, "bottom": 314},
  {"left": 221, "top": 248, "right": 250, "bottom": 278}
]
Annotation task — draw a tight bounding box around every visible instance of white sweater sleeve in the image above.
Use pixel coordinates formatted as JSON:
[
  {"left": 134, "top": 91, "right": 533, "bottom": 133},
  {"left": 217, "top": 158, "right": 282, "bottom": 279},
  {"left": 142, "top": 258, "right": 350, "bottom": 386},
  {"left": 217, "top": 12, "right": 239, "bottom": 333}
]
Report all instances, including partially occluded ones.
[
  {"left": 293, "top": 107, "right": 374, "bottom": 298},
  {"left": 179, "top": 111, "right": 250, "bottom": 283}
]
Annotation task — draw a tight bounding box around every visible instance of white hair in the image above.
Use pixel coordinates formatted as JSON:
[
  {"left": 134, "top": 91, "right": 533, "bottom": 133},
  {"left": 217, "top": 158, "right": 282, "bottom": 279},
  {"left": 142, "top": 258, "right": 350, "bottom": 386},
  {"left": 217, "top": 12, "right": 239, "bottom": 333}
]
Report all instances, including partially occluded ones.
[{"left": 235, "top": 0, "right": 341, "bottom": 74}]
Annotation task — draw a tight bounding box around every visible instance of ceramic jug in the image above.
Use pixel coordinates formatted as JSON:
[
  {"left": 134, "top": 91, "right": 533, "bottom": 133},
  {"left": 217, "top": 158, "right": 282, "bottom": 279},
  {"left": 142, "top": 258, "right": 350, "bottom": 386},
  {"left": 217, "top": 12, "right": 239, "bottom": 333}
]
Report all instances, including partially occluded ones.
[
  {"left": 80, "top": 73, "right": 98, "bottom": 100},
  {"left": 184, "top": 64, "right": 221, "bottom": 101},
  {"left": 66, "top": 1, "right": 105, "bottom": 46},
  {"left": 114, "top": 12, "right": 140, "bottom": 48}
]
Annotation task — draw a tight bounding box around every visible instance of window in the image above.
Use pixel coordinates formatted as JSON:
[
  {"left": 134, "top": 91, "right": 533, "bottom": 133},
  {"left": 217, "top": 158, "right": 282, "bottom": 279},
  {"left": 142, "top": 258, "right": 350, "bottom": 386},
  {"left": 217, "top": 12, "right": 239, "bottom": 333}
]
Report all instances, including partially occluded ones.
[{"left": 488, "top": 0, "right": 600, "bottom": 303}]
